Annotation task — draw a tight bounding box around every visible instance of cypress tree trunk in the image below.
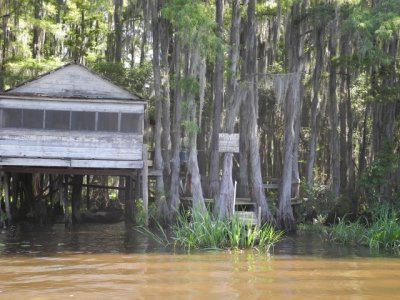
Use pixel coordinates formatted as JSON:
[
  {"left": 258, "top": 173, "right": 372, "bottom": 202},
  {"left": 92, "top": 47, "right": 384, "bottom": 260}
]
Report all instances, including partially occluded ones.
[
  {"left": 184, "top": 48, "right": 206, "bottom": 211},
  {"left": 160, "top": 13, "right": 172, "bottom": 181},
  {"left": 328, "top": 7, "right": 340, "bottom": 197},
  {"left": 114, "top": 0, "right": 123, "bottom": 63},
  {"left": 32, "top": 0, "right": 43, "bottom": 59},
  {"left": 0, "top": 1, "right": 10, "bottom": 91},
  {"left": 139, "top": 0, "right": 149, "bottom": 66},
  {"left": 306, "top": 27, "right": 324, "bottom": 188},
  {"left": 245, "top": 0, "right": 273, "bottom": 223},
  {"left": 208, "top": 0, "right": 224, "bottom": 198},
  {"left": 167, "top": 35, "right": 182, "bottom": 222},
  {"left": 277, "top": 2, "right": 304, "bottom": 232},
  {"left": 238, "top": 106, "right": 250, "bottom": 197},
  {"left": 150, "top": 0, "right": 167, "bottom": 221},
  {"left": 277, "top": 73, "right": 301, "bottom": 232},
  {"left": 215, "top": 0, "right": 241, "bottom": 220}
]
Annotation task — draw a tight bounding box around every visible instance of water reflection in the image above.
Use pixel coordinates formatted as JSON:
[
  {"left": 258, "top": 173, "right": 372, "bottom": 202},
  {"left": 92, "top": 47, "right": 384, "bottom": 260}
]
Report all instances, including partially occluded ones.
[
  {"left": 0, "top": 223, "right": 162, "bottom": 256},
  {"left": 0, "top": 223, "right": 400, "bottom": 299},
  {"left": 0, "top": 222, "right": 386, "bottom": 257}
]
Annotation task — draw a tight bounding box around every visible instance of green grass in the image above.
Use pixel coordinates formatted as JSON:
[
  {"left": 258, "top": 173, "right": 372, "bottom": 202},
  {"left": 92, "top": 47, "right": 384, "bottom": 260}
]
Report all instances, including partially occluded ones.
[
  {"left": 137, "top": 207, "right": 284, "bottom": 253},
  {"left": 326, "top": 206, "right": 400, "bottom": 253},
  {"left": 173, "top": 208, "right": 284, "bottom": 252},
  {"left": 364, "top": 206, "right": 400, "bottom": 251}
]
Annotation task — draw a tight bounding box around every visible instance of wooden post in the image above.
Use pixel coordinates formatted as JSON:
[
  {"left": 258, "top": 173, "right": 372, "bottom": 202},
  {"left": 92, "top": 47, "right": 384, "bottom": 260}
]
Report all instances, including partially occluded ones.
[
  {"left": 142, "top": 144, "right": 149, "bottom": 226},
  {"left": 125, "top": 175, "right": 134, "bottom": 223},
  {"left": 86, "top": 175, "right": 90, "bottom": 210},
  {"left": 233, "top": 180, "right": 237, "bottom": 214},
  {"left": 71, "top": 175, "right": 83, "bottom": 223},
  {"left": 3, "top": 172, "right": 12, "bottom": 223}
]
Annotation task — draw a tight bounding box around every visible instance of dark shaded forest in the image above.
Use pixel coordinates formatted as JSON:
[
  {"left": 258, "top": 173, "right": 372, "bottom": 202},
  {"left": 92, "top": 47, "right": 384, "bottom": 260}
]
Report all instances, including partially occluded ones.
[{"left": 1, "top": 0, "right": 399, "bottom": 232}]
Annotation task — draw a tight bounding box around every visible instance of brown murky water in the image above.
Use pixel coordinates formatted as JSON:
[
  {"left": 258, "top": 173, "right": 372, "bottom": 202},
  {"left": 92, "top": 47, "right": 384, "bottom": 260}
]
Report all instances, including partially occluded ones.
[{"left": 1, "top": 223, "right": 399, "bottom": 300}]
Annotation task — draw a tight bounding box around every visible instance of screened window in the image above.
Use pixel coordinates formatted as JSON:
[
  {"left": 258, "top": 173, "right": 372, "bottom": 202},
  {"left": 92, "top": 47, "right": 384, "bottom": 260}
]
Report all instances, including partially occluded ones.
[
  {"left": 121, "top": 113, "right": 142, "bottom": 133},
  {"left": 2, "top": 108, "right": 22, "bottom": 128},
  {"left": 1, "top": 107, "right": 143, "bottom": 133},
  {"left": 45, "top": 110, "right": 70, "bottom": 130},
  {"left": 98, "top": 112, "right": 118, "bottom": 132},
  {"left": 71, "top": 111, "right": 95, "bottom": 131},
  {"left": 22, "top": 109, "right": 43, "bottom": 129}
]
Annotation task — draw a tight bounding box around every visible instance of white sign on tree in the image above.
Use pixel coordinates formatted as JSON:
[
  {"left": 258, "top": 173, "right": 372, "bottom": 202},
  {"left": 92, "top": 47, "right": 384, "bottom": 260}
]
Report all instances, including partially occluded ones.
[{"left": 219, "top": 133, "right": 240, "bottom": 153}]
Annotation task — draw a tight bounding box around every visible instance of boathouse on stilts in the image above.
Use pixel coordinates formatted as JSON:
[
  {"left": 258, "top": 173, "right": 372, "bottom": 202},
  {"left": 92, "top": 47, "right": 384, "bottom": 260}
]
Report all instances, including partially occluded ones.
[{"left": 0, "top": 64, "right": 148, "bottom": 226}]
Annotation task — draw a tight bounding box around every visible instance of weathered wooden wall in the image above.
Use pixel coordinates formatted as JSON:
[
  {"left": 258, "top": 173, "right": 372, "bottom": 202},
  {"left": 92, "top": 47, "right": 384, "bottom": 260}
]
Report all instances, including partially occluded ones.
[
  {"left": 0, "top": 129, "right": 143, "bottom": 169},
  {"left": 0, "top": 64, "right": 146, "bottom": 172}
]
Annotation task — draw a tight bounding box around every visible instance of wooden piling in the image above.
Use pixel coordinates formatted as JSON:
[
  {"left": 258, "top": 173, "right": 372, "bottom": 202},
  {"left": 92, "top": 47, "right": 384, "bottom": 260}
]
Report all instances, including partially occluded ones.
[
  {"left": 3, "top": 172, "right": 12, "bottom": 223},
  {"left": 142, "top": 144, "right": 149, "bottom": 226}
]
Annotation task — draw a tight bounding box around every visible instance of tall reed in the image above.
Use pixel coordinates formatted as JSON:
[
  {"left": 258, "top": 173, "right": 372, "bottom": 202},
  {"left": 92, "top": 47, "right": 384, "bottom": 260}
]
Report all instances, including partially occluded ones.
[
  {"left": 172, "top": 208, "right": 284, "bottom": 252},
  {"left": 327, "top": 205, "right": 400, "bottom": 253}
]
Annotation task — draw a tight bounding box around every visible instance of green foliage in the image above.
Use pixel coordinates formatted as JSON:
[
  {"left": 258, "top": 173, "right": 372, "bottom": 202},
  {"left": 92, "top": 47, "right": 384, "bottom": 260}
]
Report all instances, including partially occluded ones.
[
  {"left": 340, "top": 0, "right": 400, "bottom": 68},
  {"left": 256, "top": 2, "right": 278, "bottom": 18},
  {"left": 172, "top": 207, "right": 284, "bottom": 252},
  {"left": 162, "top": 0, "right": 218, "bottom": 58},
  {"left": 327, "top": 217, "right": 366, "bottom": 245},
  {"left": 366, "top": 206, "right": 400, "bottom": 251},
  {"left": 307, "top": 3, "right": 335, "bottom": 27},
  {"left": 4, "top": 57, "right": 64, "bottom": 88},
  {"left": 360, "top": 142, "right": 400, "bottom": 204},
  {"left": 182, "top": 120, "right": 200, "bottom": 136},
  {"left": 135, "top": 199, "right": 157, "bottom": 226},
  {"left": 90, "top": 60, "right": 152, "bottom": 98},
  {"left": 297, "top": 182, "right": 337, "bottom": 224},
  {"left": 64, "top": 0, "right": 111, "bottom": 60},
  {"left": 135, "top": 222, "right": 172, "bottom": 247},
  {"left": 327, "top": 205, "right": 400, "bottom": 253}
]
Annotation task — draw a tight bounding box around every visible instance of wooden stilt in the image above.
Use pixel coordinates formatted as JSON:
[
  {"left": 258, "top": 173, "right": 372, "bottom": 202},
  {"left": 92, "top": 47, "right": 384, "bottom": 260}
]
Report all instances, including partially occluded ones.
[
  {"left": 142, "top": 144, "right": 149, "bottom": 226},
  {"left": 125, "top": 175, "right": 134, "bottom": 223},
  {"left": 3, "top": 172, "right": 12, "bottom": 223},
  {"left": 86, "top": 175, "right": 90, "bottom": 210}
]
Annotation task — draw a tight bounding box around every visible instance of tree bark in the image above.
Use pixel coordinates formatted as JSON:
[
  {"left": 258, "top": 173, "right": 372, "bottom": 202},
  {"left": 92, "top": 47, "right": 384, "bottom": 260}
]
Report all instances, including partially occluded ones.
[
  {"left": 277, "top": 73, "right": 301, "bottom": 232},
  {"left": 245, "top": 0, "right": 273, "bottom": 223},
  {"left": 238, "top": 105, "right": 250, "bottom": 197},
  {"left": 306, "top": 26, "right": 324, "bottom": 188},
  {"left": 0, "top": 1, "right": 10, "bottom": 91},
  {"left": 208, "top": 0, "right": 224, "bottom": 198},
  {"left": 167, "top": 34, "right": 182, "bottom": 222},
  {"left": 160, "top": 12, "right": 172, "bottom": 181},
  {"left": 140, "top": 0, "right": 149, "bottom": 66},
  {"left": 114, "top": 0, "right": 123, "bottom": 63},
  {"left": 150, "top": 0, "right": 167, "bottom": 221},
  {"left": 328, "top": 7, "right": 340, "bottom": 197},
  {"left": 215, "top": 0, "right": 241, "bottom": 220},
  {"left": 277, "top": 3, "right": 304, "bottom": 232},
  {"left": 184, "top": 48, "right": 206, "bottom": 211},
  {"left": 32, "top": 0, "right": 43, "bottom": 59}
]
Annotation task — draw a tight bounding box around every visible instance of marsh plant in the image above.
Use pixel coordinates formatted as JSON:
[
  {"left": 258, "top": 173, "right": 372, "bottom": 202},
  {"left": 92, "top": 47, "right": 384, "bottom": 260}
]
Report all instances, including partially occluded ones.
[
  {"left": 136, "top": 207, "right": 284, "bottom": 252},
  {"left": 327, "top": 205, "right": 400, "bottom": 253},
  {"left": 170, "top": 208, "right": 283, "bottom": 252}
]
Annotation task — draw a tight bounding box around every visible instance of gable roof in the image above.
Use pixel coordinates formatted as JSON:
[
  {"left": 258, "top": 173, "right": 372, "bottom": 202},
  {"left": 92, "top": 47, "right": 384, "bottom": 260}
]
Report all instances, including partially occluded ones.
[{"left": 5, "top": 63, "right": 141, "bottom": 100}]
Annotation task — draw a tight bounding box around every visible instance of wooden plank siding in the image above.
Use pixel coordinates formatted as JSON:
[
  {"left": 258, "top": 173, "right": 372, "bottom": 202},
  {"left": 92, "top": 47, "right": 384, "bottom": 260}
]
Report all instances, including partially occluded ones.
[
  {"left": 0, "top": 64, "right": 146, "bottom": 171},
  {"left": 0, "top": 129, "right": 143, "bottom": 169},
  {"left": 0, "top": 97, "right": 145, "bottom": 113}
]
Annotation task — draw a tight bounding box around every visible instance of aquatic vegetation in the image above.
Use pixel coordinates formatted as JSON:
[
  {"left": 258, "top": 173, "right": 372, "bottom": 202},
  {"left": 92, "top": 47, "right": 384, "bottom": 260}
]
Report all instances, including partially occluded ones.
[
  {"left": 136, "top": 207, "right": 284, "bottom": 252},
  {"left": 326, "top": 206, "right": 400, "bottom": 253},
  {"left": 327, "top": 218, "right": 366, "bottom": 245},
  {"left": 135, "top": 222, "right": 172, "bottom": 247},
  {"left": 172, "top": 208, "right": 284, "bottom": 252},
  {"left": 364, "top": 206, "right": 400, "bottom": 251}
]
